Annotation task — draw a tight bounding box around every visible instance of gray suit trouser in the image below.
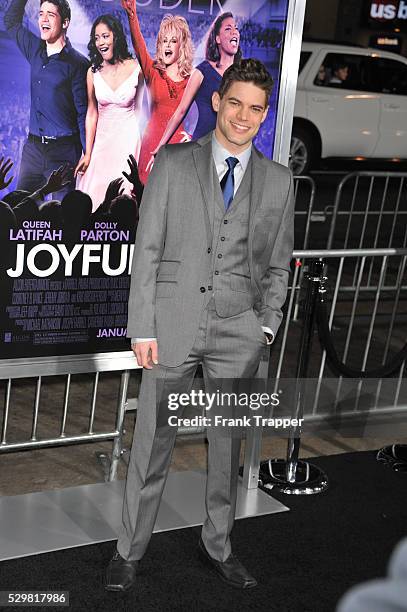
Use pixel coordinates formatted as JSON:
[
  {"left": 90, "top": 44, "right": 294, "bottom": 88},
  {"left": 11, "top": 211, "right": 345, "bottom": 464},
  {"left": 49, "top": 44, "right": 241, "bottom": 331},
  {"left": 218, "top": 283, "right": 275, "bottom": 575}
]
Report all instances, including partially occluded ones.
[{"left": 117, "top": 300, "right": 266, "bottom": 562}]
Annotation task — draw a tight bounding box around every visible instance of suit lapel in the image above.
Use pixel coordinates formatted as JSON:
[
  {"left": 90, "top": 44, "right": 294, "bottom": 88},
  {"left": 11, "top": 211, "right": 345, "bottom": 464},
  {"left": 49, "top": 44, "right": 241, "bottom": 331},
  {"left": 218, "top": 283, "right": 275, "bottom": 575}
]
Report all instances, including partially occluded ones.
[
  {"left": 248, "top": 146, "right": 268, "bottom": 295},
  {"left": 230, "top": 156, "right": 252, "bottom": 210},
  {"left": 249, "top": 146, "right": 267, "bottom": 243},
  {"left": 193, "top": 134, "right": 215, "bottom": 240},
  {"left": 250, "top": 146, "right": 268, "bottom": 215}
]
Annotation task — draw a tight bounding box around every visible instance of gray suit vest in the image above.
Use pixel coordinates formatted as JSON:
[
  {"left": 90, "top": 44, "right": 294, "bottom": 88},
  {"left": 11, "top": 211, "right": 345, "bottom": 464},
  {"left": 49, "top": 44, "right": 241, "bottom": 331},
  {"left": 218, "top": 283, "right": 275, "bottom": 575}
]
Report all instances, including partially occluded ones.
[{"left": 203, "top": 157, "right": 257, "bottom": 317}]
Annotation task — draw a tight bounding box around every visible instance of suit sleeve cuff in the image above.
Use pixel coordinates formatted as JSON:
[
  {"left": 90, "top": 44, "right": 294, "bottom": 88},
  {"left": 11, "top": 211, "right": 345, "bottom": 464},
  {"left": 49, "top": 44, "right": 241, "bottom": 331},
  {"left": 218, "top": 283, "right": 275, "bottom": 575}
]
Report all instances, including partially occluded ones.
[{"left": 261, "top": 327, "right": 274, "bottom": 345}]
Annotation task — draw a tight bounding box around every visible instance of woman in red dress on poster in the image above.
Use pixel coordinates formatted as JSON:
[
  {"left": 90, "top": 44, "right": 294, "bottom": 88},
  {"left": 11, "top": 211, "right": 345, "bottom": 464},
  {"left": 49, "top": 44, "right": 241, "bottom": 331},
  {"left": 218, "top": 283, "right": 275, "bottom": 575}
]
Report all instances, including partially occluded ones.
[{"left": 121, "top": 0, "right": 194, "bottom": 184}]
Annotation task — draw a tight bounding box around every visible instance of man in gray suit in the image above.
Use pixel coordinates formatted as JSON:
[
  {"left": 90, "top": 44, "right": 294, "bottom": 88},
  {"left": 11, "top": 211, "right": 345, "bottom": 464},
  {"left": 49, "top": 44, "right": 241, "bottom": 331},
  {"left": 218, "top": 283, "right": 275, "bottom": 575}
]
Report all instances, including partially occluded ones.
[{"left": 106, "top": 58, "right": 294, "bottom": 592}]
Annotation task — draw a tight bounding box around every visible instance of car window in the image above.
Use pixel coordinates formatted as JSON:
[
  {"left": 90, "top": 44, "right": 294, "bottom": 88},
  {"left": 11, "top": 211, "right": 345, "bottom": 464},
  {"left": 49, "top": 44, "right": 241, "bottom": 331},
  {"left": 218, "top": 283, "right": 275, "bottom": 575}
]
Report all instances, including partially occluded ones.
[
  {"left": 364, "top": 57, "right": 407, "bottom": 95},
  {"left": 314, "top": 53, "right": 367, "bottom": 91},
  {"left": 299, "top": 51, "right": 312, "bottom": 74}
]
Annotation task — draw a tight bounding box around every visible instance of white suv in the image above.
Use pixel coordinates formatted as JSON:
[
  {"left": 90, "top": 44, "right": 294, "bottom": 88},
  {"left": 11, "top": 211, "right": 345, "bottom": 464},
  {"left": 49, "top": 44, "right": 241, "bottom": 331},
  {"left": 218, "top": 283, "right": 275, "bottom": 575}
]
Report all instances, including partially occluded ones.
[{"left": 290, "top": 41, "right": 407, "bottom": 174}]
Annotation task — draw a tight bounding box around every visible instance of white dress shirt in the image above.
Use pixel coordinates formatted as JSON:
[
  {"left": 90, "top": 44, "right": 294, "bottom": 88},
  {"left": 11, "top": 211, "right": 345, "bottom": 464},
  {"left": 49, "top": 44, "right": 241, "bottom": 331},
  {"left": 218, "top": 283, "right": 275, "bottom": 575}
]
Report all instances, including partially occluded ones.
[
  {"left": 133, "top": 133, "right": 273, "bottom": 345},
  {"left": 211, "top": 132, "right": 252, "bottom": 196}
]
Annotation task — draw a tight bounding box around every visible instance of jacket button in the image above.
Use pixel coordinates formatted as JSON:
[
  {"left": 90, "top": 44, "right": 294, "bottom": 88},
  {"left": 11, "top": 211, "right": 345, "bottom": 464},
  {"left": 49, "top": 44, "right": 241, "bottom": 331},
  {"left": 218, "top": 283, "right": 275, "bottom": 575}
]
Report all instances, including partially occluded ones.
[
  {"left": 207, "top": 247, "right": 211, "bottom": 253},
  {"left": 214, "top": 271, "right": 219, "bottom": 275},
  {"left": 220, "top": 236, "right": 225, "bottom": 241},
  {"left": 200, "top": 286, "right": 206, "bottom": 293},
  {"left": 208, "top": 285, "right": 213, "bottom": 291},
  {"left": 224, "top": 220, "right": 228, "bottom": 224},
  {"left": 217, "top": 254, "right": 222, "bottom": 259}
]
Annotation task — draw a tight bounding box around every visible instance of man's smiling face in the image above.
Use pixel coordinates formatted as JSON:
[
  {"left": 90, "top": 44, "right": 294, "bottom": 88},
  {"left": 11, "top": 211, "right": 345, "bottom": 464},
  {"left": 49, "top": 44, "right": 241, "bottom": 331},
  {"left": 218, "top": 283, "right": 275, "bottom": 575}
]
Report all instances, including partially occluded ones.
[
  {"left": 212, "top": 80, "right": 269, "bottom": 154},
  {"left": 38, "top": 2, "right": 68, "bottom": 43}
]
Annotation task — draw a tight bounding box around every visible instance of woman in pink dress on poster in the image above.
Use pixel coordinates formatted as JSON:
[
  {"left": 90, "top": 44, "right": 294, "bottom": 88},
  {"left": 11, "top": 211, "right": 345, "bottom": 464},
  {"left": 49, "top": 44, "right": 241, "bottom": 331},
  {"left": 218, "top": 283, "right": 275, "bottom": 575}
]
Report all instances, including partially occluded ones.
[
  {"left": 121, "top": 0, "right": 194, "bottom": 184},
  {"left": 75, "top": 15, "right": 143, "bottom": 211}
]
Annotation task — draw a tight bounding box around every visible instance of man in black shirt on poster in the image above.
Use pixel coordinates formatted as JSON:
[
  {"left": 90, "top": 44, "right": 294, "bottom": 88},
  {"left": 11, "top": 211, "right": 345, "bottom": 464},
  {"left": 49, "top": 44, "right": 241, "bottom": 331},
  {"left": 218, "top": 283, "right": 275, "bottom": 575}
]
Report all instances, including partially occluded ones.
[{"left": 4, "top": 0, "right": 88, "bottom": 199}]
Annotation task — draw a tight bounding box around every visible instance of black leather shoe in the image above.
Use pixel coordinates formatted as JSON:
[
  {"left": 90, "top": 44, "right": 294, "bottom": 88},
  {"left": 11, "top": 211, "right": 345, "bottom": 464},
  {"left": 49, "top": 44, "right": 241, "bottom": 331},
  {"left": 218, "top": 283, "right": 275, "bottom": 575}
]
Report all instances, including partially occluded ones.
[
  {"left": 105, "top": 551, "right": 139, "bottom": 592},
  {"left": 198, "top": 538, "right": 257, "bottom": 589}
]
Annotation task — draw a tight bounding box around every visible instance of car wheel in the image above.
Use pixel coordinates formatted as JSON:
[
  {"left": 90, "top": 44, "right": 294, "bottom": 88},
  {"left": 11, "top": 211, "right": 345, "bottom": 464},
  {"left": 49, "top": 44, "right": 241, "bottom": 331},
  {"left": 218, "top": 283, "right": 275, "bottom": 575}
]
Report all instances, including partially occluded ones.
[{"left": 289, "top": 127, "right": 315, "bottom": 175}]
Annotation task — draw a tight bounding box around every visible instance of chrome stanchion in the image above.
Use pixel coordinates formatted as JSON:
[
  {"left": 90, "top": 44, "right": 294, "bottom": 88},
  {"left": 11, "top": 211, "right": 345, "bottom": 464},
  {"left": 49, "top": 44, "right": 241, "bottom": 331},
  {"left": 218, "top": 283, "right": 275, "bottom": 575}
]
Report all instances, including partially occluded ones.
[
  {"left": 260, "top": 259, "right": 329, "bottom": 495},
  {"left": 377, "top": 444, "right": 407, "bottom": 472}
]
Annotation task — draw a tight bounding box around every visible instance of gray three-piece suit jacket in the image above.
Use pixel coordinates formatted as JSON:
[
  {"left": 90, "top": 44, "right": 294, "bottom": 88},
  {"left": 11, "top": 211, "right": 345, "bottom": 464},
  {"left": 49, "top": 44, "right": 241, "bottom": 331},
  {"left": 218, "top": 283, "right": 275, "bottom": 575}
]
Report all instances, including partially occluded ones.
[{"left": 126, "top": 131, "right": 294, "bottom": 366}]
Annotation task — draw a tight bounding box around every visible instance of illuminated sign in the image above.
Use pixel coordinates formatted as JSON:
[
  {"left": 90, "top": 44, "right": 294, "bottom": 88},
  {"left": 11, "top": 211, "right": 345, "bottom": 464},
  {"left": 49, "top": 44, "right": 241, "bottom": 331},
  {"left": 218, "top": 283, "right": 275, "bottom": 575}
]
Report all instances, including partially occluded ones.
[
  {"left": 363, "top": 0, "right": 407, "bottom": 32},
  {"left": 369, "top": 33, "right": 403, "bottom": 52},
  {"left": 376, "top": 36, "right": 399, "bottom": 43},
  {"left": 369, "top": 1, "right": 407, "bottom": 20}
]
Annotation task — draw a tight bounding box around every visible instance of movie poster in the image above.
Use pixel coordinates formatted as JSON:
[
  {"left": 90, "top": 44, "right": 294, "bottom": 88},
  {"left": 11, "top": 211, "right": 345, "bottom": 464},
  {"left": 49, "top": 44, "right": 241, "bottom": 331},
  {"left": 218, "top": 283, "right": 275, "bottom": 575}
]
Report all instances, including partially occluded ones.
[{"left": 0, "top": 0, "right": 289, "bottom": 359}]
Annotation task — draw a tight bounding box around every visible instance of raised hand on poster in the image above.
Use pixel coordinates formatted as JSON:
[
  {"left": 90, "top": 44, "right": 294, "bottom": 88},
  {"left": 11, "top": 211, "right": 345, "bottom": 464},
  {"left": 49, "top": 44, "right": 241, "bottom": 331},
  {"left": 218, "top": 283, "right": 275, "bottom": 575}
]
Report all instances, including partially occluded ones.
[
  {"left": 123, "top": 155, "right": 144, "bottom": 205},
  {"left": 105, "top": 177, "right": 125, "bottom": 203},
  {"left": 0, "top": 156, "right": 14, "bottom": 191},
  {"left": 123, "top": 154, "right": 143, "bottom": 190},
  {"left": 121, "top": 0, "right": 136, "bottom": 19},
  {"left": 43, "top": 164, "right": 72, "bottom": 196},
  {"left": 96, "top": 178, "right": 125, "bottom": 216}
]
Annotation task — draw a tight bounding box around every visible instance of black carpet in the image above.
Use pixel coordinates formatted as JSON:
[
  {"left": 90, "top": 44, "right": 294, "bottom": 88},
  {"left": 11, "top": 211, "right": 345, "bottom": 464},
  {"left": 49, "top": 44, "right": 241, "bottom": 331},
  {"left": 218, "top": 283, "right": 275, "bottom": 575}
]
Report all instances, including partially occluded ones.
[{"left": 1, "top": 451, "right": 407, "bottom": 612}]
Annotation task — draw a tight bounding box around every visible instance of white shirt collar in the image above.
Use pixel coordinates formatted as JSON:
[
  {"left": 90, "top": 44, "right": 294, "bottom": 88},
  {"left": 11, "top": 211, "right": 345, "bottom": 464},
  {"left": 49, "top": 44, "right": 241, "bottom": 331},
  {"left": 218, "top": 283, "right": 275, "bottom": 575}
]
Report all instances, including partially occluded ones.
[{"left": 212, "top": 132, "right": 252, "bottom": 174}]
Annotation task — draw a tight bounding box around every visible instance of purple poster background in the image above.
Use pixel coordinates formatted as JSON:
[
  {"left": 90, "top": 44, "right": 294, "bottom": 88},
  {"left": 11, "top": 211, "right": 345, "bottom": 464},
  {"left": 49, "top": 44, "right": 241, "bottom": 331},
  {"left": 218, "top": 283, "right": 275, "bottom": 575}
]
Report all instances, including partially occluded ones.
[{"left": 0, "top": 0, "right": 289, "bottom": 359}]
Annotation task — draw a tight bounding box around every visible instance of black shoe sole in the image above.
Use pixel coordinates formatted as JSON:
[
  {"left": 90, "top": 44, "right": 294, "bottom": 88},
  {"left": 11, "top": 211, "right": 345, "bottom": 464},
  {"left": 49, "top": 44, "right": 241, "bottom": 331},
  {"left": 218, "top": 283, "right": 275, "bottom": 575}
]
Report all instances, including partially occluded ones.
[
  {"left": 105, "top": 584, "right": 127, "bottom": 592},
  {"left": 212, "top": 569, "right": 258, "bottom": 590},
  {"left": 198, "top": 542, "right": 257, "bottom": 589},
  {"left": 105, "top": 580, "right": 137, "bottom": 593}
]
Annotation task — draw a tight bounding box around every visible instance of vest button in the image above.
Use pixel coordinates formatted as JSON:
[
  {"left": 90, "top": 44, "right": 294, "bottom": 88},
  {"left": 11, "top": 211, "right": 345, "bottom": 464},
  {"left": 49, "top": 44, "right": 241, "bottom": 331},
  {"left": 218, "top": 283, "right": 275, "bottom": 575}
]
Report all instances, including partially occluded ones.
[
  {"left": 224, "top": 220, "right": 228, "bottom": 224},
  {"left": 217, "top": 254, "right": 223, "bottom": 259},
  {"left": 214, "top": 271, "right": 219, "bottom": 275},
  {"left": 200, "top": 286, "right": 206, "bottom": 293},
  {"left": 207, "top": 248, "right": 211, "bottom": 253},
  {"left": 208, "top": 285, "right": 213, "bottom": 291},
  {"left": 220, "top": 236, "right": 225, "bottom": 241}
]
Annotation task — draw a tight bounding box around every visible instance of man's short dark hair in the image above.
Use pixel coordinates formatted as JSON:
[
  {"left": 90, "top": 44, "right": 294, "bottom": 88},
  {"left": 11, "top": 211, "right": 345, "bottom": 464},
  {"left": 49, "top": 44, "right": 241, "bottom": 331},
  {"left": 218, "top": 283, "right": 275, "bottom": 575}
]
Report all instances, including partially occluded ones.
[
  {"left": 218, "top": 58, "right": 273, "bottom": 104},
  {"left": 40, "top": 0, "right": 71, "bottom": 23},
  {"left": 333, "top": 61, "right": 348, "bottom": 72}
]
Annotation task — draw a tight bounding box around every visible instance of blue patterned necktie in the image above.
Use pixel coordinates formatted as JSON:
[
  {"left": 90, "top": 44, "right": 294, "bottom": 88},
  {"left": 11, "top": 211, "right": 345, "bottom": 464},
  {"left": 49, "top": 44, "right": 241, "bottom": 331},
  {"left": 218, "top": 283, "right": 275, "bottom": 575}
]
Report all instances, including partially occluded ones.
[{"left": 220, "top": 156, "right": 239, "bottom": 210}]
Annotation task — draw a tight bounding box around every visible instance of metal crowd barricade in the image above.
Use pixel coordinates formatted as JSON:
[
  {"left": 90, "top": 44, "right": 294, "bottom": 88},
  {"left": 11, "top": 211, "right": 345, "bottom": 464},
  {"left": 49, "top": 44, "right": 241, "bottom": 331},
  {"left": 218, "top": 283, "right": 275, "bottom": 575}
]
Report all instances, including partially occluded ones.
[
  {"left": 326, "top": 172, "right": 407, "bottom": 252},
  {"left": 291, "top": 175, "right": 317, "bottom": 320},
  {"left": 0, "top": 353, "right": 137, "bottom": 482},
  {"left": 292, "top": 171, "right": 407, "bottom": 318},
  {"left": 293, "top": 175, "right": 316, "bottom": 251},
  {"left": 1, "top": 248, "right": 406, "bottom": 490},
  {"left": 274, "top": 248, "right": 407, "bottom": 403},
  {"left": 242, "top": 247, "right": 407, "bottom": 489}
]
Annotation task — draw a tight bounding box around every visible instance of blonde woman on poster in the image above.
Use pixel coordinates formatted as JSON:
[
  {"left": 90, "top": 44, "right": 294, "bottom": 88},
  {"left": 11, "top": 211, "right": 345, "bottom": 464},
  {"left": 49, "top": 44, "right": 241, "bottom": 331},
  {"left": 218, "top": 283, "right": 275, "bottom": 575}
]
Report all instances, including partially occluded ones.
[
  {"left": 121, "top": 0, "right": 194, "bottom": 184},
  {"left": 148, "top": 11, "right": 242, "bottom": 167},
  {"left": 75, "top": 14, "right": 143, "bottom": 211}
]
